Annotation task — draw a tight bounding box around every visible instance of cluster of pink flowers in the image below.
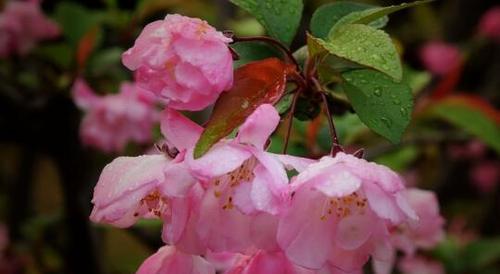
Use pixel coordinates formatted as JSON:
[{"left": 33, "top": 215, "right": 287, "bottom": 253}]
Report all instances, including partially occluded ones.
[
  {"left": 88, "top": 15, "right": 445, "bottom": 274},
  {"left": 90, "top": 103, "right": 445, "bottom": 273},
  {"left": 72, "top": 79, "right": 158, "bottom": 153},
  {"left": 0, "top": 0, "right": 60, "bottom": 58}
]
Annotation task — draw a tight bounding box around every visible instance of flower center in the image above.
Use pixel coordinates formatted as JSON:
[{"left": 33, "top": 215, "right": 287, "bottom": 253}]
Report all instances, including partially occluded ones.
[
  {"left": 136, "top": 190, "right": 171, "bottom": 218},
  {"left": 210, "top": 158, "right": 257, "bottom": 210},
  {"left": 320, "top": 192, "right": 368, "bottom": 221}
]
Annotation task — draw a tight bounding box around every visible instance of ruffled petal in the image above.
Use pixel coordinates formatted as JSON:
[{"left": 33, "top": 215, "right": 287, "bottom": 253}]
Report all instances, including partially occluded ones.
[
  {"left": 160, "top": 108, "right": 203, "bottom": 151},
  {"left": 237, "top": 104, "right": 280, "bottom": 149},
  {"left": 189, "top": 143, "right": 252, "bottom": 180},
  {"left": 72, "top": 78, "right": 100, "bottom": 110}
]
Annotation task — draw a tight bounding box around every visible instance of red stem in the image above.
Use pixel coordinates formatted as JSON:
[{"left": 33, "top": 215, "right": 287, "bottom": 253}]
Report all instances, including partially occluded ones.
[
  {"left": 232, "top": 35, "right": 300, "bottom": 69},
  {"left": 282, "top": 88, "right": 302, "bottom": 154}
]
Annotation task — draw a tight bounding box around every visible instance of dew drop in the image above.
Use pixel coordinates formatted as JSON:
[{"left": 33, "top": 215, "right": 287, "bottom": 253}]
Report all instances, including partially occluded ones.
[
  {"left": 373, "top": 88, "right": 382, "bottom": 97},
  {"left": 241, "top": 100, "right": 249, "bottom": 109},
  {"left": 380, "top": 117, "right": 392, "bottom": 127}
]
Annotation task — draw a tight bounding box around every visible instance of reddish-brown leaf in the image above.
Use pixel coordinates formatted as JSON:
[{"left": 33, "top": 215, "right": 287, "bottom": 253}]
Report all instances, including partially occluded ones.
[
  {"left": 443, "top": 94, "right": 500, "bottom": 124},
  {"left": 193, "top": 58, "right": 295, "bottom": 158},
  {"left": 76, "top": 26, "right": 98, "bottom": 72}
]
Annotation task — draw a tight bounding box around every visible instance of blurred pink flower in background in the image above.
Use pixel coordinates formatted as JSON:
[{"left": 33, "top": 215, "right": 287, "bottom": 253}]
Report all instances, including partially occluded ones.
[
  {"left": 0, "top": 0, "right": 60, "bottom": 58},
  {"left": 470, "top": 160, "right": 500, "bottom": 193},
  {"left": 419, "top": 41, "right": 462, "bottom": 76},
  {"left": 478, "top": 6, "right": 500, "bottom": 42},
  {"left": 122, "top": 14, "right": 234, "bottom": 111},
  {"left": 72, "top": 79, "right": 158, "bottom": 153},
  {"left": 447, "top": 140, "right": 486, "bottom": 160},
  {"left": 398, "top": 256, "right": 444, "bottom": 274},
  {"left": 391, "top": 189, "right": 445, "bottom": 255}
]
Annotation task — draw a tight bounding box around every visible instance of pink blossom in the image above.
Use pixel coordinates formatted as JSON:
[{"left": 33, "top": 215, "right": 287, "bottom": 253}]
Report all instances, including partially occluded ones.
[
  {"left": 0, "top": 0, "right": 59, "bottom": 58},
  {"left": 72, "top": 79, "right": 158, "bottom": 153},
  {"left": 122, "top": 14, "right": 233, "bottom": 111},
  {"left": 90, "top": 107, "right": 206, "bottom": 253},
  {"left": 470, "top": 160, "right": 500, "bottom": 193},
  {"left": 391, "top": 189, "right": 445, "bottom": 255},
  {"left": 186, "top": 104, "right": 313, "bottom": 253},
  {"left": 137, "top": 245, "right": 215, "bottom": 274},
  {"left": 277, "top": 153, "right": 417, "bottom": 272},
  {"left": 398, "top": 256, "right": 444, "bottom": 274},
  {"left": 478, "top": 6, "right": 500, "bottom": 42},
  {"left": 419, "top": 41, "right": 461, "bottom": 76}
]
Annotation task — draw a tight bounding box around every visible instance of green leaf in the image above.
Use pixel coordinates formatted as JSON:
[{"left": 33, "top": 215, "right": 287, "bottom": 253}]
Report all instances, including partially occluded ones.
[
  {"left": 310, "top": 1, "right": 387, "bottom": 39},
  {"left": 230, "top": 0, "right": 303, "bottom": 45},
  {"left": 464, "top": 238, "right": 500, "bottom": 270},
  {"left": 54, "top": 2, "right": 104, "bottom": 47},
  {"left": 374, "top": 145, "right": 418, "bottom": 171},
  {"left": 328, "top": 0, "right": 433, "bottom": 35},
  {"left": 341, "top": 69, "right": 413, "bottom": 143},
  {"left": 194, "top": 58, "right": 294, "bottom": 158},
  {"left": 319, "top": 24, "right": 402, "bottom": 81},
  {"left": 35, "top": 43, "right": 73, "bottom": 69},
  {"left": 402, "top": 65, "right": 431, "bottom": 94},
  {"left": 428, "top": 96, "right": 500, "bottom": 153}
]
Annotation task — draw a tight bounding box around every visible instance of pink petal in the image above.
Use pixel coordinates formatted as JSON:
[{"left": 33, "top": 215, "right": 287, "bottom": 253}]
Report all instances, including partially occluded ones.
[
  {"left": 90, "top": 155, "right": 169, "bottom": 227},
  {"left": 363, "top": 183, "right": 404, "bottom": 224},
  {"left": 189, "top": 143, "right": 252, "bottom": 180},
  {"left": 277, "top": 188, "right": 333, "bottom": 269},
  {"left": 196, "top": 190, "right": 252, "bottom": 253},
  {"left": 237, "top": 104, "right": 280, "bottom": 148},
  {"left": 161, "top": 161, "right": 197, "bottom": 197},
  {"left": 335, "top": 215, "right": 373, "bottom": 250},
  {"left": 271, "top": 153, "right": 316, "bottom": 173},
  {"left": 72, "top": 78, "right": 99, "bottom": 110},
  {"left": 314, "top": 167, "right": 361, "bottom": 198},
  {"left": 250, "top": 162, "right": 289, "bottom": 214},
  {"left": 136, "top": 245, "right": 215, "bottom": 274},
  {"left": 160, "top": 108, "right": 203, "bottom": 151},
  {"left": 250, "top": 213, "right": 280, "bottom": 251}
]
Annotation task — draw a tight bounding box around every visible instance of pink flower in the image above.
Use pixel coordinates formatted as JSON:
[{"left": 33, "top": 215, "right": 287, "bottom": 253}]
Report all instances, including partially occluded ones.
[
  {"left": 90, "top": 108, "right": 207, "bottom": 253},
  {"left": 186, "top": 104, "right": 313, "bottom": 253},
  {"left": 398, "top": 256, "right": 444, "bottom": 274},
  {"left": 137, "top": 245, "right": 215, "bottom": 274},
  {"left": 277, "top": 153, "right": 417, "bottom": 272},
  {"left": 391, "top": 189, "right": 445, "bottom": 255},
  {"left": 122, "top": 14, "right": 233, "bottom": 111},
  {"left": 470, "top": 160, "right": 500, "bottom": 193},
  {"left": 478, "top": 6, "right": 500, "bottom": 42},
  {"left": 72, "top": 79, "right": 158, "bottom": 153},
  {"left": 0, "top": 0, "right": 59, "bottom": 58},
  {"left": 419, "top": 41, "right": 461, "bottom": 76}
]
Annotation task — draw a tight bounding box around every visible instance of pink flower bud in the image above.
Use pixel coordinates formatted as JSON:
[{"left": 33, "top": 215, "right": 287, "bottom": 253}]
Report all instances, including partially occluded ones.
[
  {"left": 478, "top": 7, "right": 500, "bottom": 42},
  {"left": 419, "top": 41, "right": 461, "bottom": 76},
  {"left": 122, "top": 14, "right": 234, "bottom": 110},
  {"left": 470, "top": 160, "right": 500, "bottom": 193}
]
